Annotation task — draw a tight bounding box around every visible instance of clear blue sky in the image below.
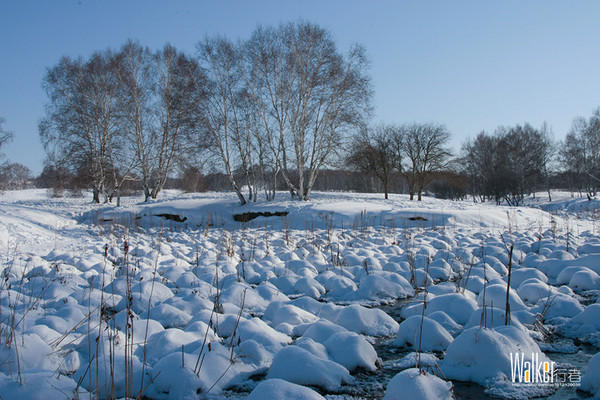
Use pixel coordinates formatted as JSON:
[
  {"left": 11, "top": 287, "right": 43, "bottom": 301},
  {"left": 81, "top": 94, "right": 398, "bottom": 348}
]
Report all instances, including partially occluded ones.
[{"left": 1, "top": 0, "right": 599, "bottom": 174}]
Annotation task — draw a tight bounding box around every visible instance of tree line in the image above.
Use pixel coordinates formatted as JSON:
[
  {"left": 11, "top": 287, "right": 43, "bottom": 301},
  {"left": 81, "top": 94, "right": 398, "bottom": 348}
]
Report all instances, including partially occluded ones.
[
  {"left": 0, "top": 118, "right": 33, "bottom": 191},
  {"left": 343, "top": 108, "right": 600, "bottom": 206},
  {"left": 37, "top": 21, "right": 370, "bottom": 204},
  {"left": 460, "top": 108, "right": 600, "bottom": 205},
  {"left": 1, "top": 21, "right": 599, "bottom": 204}
]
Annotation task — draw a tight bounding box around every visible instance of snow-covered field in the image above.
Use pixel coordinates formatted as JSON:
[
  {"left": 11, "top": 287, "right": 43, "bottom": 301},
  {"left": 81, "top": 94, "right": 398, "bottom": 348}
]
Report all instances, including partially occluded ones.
[{"left": 0, "top": 189, "right": 599, "bottom": 399}]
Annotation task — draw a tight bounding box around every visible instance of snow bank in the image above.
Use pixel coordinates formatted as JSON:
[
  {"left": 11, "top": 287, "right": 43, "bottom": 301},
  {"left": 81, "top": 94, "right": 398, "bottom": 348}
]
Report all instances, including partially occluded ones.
[{"left": 1, "top": 189, "right": 596, "bottom": 399}]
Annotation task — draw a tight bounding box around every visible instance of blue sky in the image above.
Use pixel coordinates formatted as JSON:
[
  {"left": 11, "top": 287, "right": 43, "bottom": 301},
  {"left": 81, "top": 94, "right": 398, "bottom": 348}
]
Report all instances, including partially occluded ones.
[{"left": 1, "top": 0, "right": 599, "bottom": 174}]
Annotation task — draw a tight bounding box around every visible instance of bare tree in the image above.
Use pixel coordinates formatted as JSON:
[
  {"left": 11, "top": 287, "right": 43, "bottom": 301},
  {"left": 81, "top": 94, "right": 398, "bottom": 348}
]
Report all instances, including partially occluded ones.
[
  {"left": 462, "top": 131, "right": 502, "bottom": 202},
  {"left": 116, "top": 41, "right": 156, "bottom": 201},
  {"left": 560, "top": 108, "right": 600, "bottom": 197},
  {"left": 280, "top": 22, "right": 371, "bottom": 201},
  {"left": 118, "top": 41, "right": 207, "bottom": 202},
  {"left": 244, "top": 24, "right": 295, "bottom": 201},
  {"left": 196, "top": 36, "right": 250, "bottom": 205},
  {"left": 0, "top": 118, "right": 13, "bottom": 156},
  {"left": 195, "top": 22, "right": 370, "bottom": 205},
  {"left": 0, "top": 162, "right": 32, "bottom": 190},
  {"left": 346, "top": 124, "right": 401, "bottom": 199},
  {"left": 396, "top": 123, "right": 452, "bottom": 200},
  {"left": 539, "top": 122, "right": 555, "bottom": 201},
  {"left": 462, "top": 123, "right": 550, "bottom": 205},
  {"left": 40, "top": 51, "right": 132, "bottom": 203},
  {"left": 41, "top": 42, "right": 206, "bottom": 203},
  {"left": 150, "top": 44, "right": 205, "bottom": 201},
  {"left": 501, "top": 124, "right": 547, "bottom": 204}
]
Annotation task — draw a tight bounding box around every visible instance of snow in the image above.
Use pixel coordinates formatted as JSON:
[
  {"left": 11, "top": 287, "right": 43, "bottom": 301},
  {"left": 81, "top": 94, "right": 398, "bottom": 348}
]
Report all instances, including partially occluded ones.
[
  {"left": 508, "top": 267, "right": 548, "bottom": 288},
  {"left": 392, "top": 315, "right": 453, "bottom": 351},
  {"left": 390, "top": 352, "right": 440, "bottom": 370},
  {"left": 266, "top": 345, "right": 353, "bottom": 391},
  {"left": 324, "top": 331, "right": 379, "bottom": 371},
  {"left": 516, "top": 279, "right": 554, "bottom": 305},
  {"left": 530, "top": 293, "right": 584, "bottom": 321},
  {"left": 568, "top": 268, "right": 600, "bottom": 291},
  {"left": 347, "top": 272, "right": 414, "bottom": 301},
  {"left": 383, "top": 368, "right": 453, "bottom": 400},
  {"left": 477, "top": 283, "right": 528, "bottom": 311},
  {"left": 263, "top": 302, "right": 319, "bottom": 334},
  {"left": 401, "top": 292, "right": 479, "bottom": 325},
  {"left": 0, "top": 371, "right": 86, "bottom": 400},
  {"left": 581, "top": 352, "right": 600, "bottom": 396},
  {"left": 246, "top": 378, "right": 326, "bottom": 400},
  {"left": 334, "top": 304, "right": 399, "bottom": 336},
  {"left": 441, "top": 326, "right": 555, "bottom": 399},
  {"left": 562, "top": 304, "right": 600, "bottom": 346},
  {"left": 1, "top": 189, "right": 600, "bottom": 399},
  {"left": 301, "top": 319, "right": 347, "bottom": 343}
]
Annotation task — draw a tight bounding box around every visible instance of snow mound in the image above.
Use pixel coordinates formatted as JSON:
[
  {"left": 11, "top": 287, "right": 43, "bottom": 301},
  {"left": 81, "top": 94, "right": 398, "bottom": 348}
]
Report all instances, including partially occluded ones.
[
  {"left": 263, "top": 302, "right": 319, "bottom": 334},
  {"left": 0, "top": 372, "right": 85, "bottom": 400},
  {"left": 392, "top": 315, "right": 453, "bottom": 351},
  {"left": 477, "top": 283, "right": 527, "bottom": 312},
  {"left": 516, "top": 280, "right": 554, "bottom": 305},
  {"left": 531, "top": 293, "right": 583, "bottom": 321},
  {"left": 581, "top": 352, "right": 600, "bottom": 396},
  {"left": 441, "top": 326, "right": 554, "bottom": 399},
  {"left": 334, "top": 304, "right": 399, "bottom": 336},
  {"left": 383, "top": 368, "right": 453, "bottom": 400},
  {"left": 267, "top": 346, "right": 352, "bottom": 391},
  {"left": 568, "top": 268, "right": 600, "bottom": 291},
  {"left": 507, "top": 268, "right": 548, "bottom": 288},
  {"left": 427, "top": 310, "right": 463, "bottom": 336},
  {"left": 247, "top": 378, "right": 326, "bottom": 400},
  {"left": 562, "top": 304, "right": 600, "bottom": 346},
  {"left": 324, "top": 331, "right": 379, "bottom": 371},
  {"left": 348, "top": 272, "right": 414, "bottom": 301},
  {"left": 302, "top": 319, "right": 348, "bottom": 343},
  {"left": 401, "top": 292, "right": 478, "bottom": 325}
]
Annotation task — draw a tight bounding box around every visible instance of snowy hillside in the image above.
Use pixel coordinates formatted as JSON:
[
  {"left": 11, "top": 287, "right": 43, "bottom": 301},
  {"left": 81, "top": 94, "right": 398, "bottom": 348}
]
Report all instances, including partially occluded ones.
[{"left": 0, "top": 189, "right": 599, "bottom": 399}]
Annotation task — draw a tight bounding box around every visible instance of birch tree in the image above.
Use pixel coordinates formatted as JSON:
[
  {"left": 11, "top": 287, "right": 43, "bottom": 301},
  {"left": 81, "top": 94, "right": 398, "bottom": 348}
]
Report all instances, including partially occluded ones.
[
  {"left": 150, "top": 44, "right": 205, "bottom": 200},
  {"left": 244, "top": 25, "right": 293, "bottom": 201},
  {"left": 561, "top": 108, "right": 600, "bottom": 196},
  {"left": 280, "top": 22, "right": 371, "bottom": 201},
  {"left": 0, "top": 118, "right": 12, "bottom": 156},
  {"left": 40, "top": 51, "right": 133, "bottom": 203},
  {"left": 116, "top": 41, "right": 156, "bottom": 201},
  {"left": 196, "top": 36, "right": 254, "bottom": 205}
]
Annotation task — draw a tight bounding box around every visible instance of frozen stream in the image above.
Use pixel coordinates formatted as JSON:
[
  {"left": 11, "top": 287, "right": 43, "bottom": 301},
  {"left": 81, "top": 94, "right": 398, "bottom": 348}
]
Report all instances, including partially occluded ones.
[
  {"left": 225, "top": 299, "right": 596, "bottom": 400},
  {"left": 2, "top": 190, "right": 600, "bottom": 399}
]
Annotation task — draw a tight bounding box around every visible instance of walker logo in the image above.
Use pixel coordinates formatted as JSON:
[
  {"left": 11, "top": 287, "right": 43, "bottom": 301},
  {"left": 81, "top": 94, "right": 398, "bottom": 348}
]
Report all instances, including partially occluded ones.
[
  {"left": 510, "top": 352, "right": 581, "bottom": 387},
  {"left": 510, "top": 353, "right": 555, "bottom": 383}
]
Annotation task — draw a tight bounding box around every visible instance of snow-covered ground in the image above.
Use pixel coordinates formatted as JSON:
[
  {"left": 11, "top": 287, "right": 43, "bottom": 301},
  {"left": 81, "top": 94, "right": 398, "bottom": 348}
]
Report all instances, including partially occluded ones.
[{"left": 0, "top": 189, "right": 599, "bottom": 399}]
